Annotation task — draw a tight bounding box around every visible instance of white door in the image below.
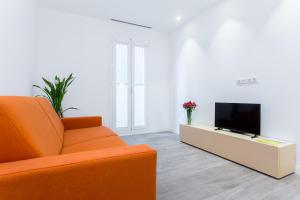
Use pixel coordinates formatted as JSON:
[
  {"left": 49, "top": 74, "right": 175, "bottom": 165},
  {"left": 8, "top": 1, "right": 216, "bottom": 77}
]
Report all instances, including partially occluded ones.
[{"left": 113, "top": 41, "right": 146, "bottom": 134}]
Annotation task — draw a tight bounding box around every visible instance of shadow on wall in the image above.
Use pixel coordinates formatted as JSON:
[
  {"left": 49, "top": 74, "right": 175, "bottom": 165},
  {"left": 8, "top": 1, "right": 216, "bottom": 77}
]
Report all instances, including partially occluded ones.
[
  {"left": 172, "top": 0, "right": 300, "bottom": 133},
  {"left": 173, "top": 0, "right": 285, "bottom": 77},
  {"left": 261, "top": 0, "right": 300, "bottom": 61},
  {"left": 175, "top": 39, "right": 208, "bottom": 126},
  {"left": 175, "top": 0, "right": 283, "bottom": 52}
]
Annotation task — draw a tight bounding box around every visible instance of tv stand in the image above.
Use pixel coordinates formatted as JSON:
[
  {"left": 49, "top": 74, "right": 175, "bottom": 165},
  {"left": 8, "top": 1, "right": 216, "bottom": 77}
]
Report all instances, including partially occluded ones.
[
  {"left": 180, "top": 124, "right": 296, "bottom": 179},
  {"left": 215, "top": 128, "right": 259, "bottom": 139},
  {"left": 230, "top": 129, "right": 258, "bottom": 139}
]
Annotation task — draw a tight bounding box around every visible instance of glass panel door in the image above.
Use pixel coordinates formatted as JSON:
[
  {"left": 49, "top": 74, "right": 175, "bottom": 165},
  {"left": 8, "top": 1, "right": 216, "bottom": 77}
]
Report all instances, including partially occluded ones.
[
  {"left": 133, "top": 46, "right": 146, "bottom": 128},
  {"left": 113, "top": 41, "right": 146, "bottom": 134},
  {"left": 114, "top": 43, "right": 130, "bottom": 130}
]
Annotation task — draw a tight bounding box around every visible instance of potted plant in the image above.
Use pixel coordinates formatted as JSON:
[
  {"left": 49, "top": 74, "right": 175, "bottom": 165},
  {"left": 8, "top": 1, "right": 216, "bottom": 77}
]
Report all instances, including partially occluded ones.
[
  {"left": 183, "top": 101, "right": 197, "bottom": 125},
  {"left": 33, "top": 73, "right": 78, "bottom": 118}
]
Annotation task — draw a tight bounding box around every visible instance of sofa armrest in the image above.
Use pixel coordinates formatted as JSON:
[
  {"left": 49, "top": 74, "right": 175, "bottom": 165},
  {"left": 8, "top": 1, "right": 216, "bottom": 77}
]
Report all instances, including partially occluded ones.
[
  {"left": 62, "top": 116, "right": 102, "bottom": 130},
  {"left": 0, "top": 145, "right": 156, "bottom": 200}
]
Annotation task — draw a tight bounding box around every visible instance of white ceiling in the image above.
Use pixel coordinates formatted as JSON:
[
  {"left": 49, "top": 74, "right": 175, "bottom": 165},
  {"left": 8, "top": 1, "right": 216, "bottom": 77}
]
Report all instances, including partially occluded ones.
[{"left": 39, "top": 0, "right": 219, "bottom": 33}]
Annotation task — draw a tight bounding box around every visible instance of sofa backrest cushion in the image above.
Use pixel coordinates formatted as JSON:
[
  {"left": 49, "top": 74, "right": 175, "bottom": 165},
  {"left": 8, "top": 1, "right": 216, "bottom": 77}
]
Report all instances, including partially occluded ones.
[
  {"left": 35, "top": 97, "right": 64, "bottom": 141},
  {"left": 0, "top": 96, "right": 63, "bottom": 163}
]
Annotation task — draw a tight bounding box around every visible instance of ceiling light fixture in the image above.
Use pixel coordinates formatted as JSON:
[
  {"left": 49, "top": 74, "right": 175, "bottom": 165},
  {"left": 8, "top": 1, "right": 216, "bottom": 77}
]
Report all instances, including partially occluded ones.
[{"left": 176, "top": 15, "right": 182, "bottom": 22}]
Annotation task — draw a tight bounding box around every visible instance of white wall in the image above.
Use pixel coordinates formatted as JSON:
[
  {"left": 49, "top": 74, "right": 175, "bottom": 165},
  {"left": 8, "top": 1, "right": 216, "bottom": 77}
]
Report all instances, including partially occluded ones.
[
  {"left": 35, "top": 8, "right": 170, "bottom": 134},
  {"left": 0, "top": 0, "right": 37, "bottom": 95},
  {"left": 170, "top": 0, "right": 300, "bottom": 162}
]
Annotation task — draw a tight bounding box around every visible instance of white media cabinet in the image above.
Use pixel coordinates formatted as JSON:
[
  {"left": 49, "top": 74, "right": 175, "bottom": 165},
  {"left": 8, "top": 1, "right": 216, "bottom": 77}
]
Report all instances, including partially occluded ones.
[{"left": 180, "top": 124, "right": 296, "bottom": 179}]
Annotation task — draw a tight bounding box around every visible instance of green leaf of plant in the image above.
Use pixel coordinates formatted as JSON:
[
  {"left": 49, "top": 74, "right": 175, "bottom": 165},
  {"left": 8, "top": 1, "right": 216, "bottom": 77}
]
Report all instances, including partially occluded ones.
[
  {"left": 33, "top": 73, "right": 78, "bottom": 117},
  {"left": 62, "top": 107, "right": 79, "bottom": 114}
]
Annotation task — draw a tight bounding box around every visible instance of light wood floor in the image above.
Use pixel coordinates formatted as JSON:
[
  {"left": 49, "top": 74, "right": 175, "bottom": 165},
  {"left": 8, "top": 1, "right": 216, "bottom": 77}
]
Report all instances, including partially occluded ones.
[{"left": 122, "top": 132, "right": 300, "bottom": 200}]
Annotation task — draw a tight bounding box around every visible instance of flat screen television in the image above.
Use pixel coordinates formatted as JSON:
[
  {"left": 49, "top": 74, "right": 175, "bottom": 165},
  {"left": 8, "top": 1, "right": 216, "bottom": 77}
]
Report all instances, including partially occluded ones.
[{"left": 215, "top": 103, "right": 261, "bottom": 135}]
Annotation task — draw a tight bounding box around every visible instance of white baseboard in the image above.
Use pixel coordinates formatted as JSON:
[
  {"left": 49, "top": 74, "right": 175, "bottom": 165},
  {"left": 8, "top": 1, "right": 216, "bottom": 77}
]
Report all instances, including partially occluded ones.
[
  {"left": 169, "top": 128, "right": 179, "bottom": 134},
  {"left": 120, "top": 129, "right": 174, "bottom": 136}
]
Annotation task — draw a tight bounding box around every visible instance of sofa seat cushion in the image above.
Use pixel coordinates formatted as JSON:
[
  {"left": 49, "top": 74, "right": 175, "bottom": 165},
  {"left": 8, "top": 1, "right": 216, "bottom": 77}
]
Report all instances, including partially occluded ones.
[
  {"left": 63, "top": 126, "right": 117, "bottom": 146},
  {"left": 62, "top": 136, "right": 128, "bottom": 154}
]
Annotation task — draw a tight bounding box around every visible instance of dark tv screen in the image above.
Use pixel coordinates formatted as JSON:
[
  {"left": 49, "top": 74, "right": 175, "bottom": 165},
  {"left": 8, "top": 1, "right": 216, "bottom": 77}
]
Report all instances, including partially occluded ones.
[{"left": 215, "top": 103, "right": 261, "bottom": 135}]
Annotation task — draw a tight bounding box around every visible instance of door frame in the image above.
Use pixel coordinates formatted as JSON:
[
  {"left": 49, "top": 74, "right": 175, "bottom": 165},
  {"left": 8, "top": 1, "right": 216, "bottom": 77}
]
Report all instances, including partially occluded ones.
[{"left": 112, "top": 39, "right": 148, "bottom": 135}]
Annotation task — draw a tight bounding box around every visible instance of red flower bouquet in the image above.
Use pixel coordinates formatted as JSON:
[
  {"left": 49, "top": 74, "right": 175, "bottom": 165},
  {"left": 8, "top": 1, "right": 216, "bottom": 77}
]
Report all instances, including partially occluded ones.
[{"left": 183, "top": 101, "right": 197, "bottom": 125}]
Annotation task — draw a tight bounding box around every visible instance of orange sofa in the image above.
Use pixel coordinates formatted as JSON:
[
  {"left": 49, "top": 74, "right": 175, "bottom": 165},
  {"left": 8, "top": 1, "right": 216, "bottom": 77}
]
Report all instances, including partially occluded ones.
[{"left": 0, "top": 96, "right": 156, "bottom": 200}]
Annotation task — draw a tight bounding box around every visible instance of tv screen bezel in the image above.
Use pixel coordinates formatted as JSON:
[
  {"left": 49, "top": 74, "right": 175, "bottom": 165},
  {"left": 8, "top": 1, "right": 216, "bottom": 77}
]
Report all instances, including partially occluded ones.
[{"left": 214, "top": 102, "right": 261, "bottom": 135}]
